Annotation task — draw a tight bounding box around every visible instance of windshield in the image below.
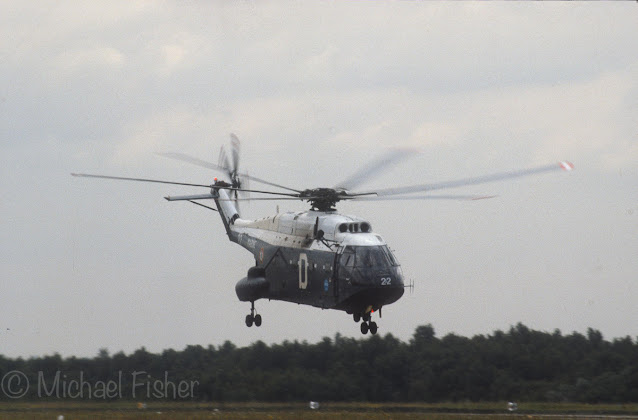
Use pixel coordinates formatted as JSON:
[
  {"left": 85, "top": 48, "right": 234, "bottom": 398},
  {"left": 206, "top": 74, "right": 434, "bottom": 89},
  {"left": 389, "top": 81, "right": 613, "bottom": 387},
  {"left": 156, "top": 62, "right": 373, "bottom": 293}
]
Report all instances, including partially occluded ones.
[{"left": 341, "top": 245, "right": 399, "bottom": 268}]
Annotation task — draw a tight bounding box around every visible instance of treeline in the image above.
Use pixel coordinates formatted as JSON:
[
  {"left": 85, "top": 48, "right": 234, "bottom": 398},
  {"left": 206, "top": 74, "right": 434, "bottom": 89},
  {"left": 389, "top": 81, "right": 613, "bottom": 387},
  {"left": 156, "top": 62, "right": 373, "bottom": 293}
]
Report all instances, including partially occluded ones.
[{"left": 2, "top": 324, "right": 637, "bottom": 402}]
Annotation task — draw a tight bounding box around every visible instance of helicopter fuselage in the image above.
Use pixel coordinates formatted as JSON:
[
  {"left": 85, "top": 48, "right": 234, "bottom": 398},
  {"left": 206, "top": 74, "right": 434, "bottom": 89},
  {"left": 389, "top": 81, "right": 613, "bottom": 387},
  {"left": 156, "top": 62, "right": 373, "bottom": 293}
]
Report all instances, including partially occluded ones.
[{"left": 214, "top": 188, "right": 405, "bottom": 318}]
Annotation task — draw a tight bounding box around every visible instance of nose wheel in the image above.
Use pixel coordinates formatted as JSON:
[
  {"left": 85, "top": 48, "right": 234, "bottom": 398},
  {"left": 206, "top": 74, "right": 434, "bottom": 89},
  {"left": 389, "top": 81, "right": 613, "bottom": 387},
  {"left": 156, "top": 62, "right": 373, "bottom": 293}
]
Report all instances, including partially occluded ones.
[
  {"left": 354, "top": 311, "right": 378, "bottom": 335},
  {"left": 360, "top": 321, "right": 378, "bottom": 335},
  {"left": 245, "top": 301, "right": 262, "bottom": 327}
]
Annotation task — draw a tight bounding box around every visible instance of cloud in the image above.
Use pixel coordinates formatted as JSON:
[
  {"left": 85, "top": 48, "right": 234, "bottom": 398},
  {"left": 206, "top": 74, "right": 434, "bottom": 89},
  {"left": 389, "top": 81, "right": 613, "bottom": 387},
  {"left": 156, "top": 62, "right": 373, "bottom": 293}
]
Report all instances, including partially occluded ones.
[
  {"left": 53, "top": 46, "right": 125, "bottom": 73},
  {"left": 111, "top": 107, "right": 217, "bottom": 166},
  {"left": 2, "top": 1, "right": 637, "bottom": 357},
  {"left": 110, "top": 54, "right": 636, "bottom": 174}
]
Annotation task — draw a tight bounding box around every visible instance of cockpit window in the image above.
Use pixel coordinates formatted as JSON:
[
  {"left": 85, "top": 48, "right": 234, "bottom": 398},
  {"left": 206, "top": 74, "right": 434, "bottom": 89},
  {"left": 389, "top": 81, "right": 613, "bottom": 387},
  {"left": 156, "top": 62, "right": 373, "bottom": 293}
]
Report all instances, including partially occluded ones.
[
  {"left": 342, "top": 246, "right": 356, "bottom": 267},
  {"left": 341, "top": 245, "right": 399, "bottom": 268},
  {"left": 381, "top": 245, "right": 398, "bottom": 266},
  {"left": 355, "top": 247, "right": 386, "bottom": 268}
]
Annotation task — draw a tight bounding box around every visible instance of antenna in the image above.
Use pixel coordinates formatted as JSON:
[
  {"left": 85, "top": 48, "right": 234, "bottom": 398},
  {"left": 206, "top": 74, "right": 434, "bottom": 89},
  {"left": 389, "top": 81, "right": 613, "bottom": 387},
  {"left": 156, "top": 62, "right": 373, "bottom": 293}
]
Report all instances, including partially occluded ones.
[{"left": 405, "top": 278, "right": 415, "bottom": 295}]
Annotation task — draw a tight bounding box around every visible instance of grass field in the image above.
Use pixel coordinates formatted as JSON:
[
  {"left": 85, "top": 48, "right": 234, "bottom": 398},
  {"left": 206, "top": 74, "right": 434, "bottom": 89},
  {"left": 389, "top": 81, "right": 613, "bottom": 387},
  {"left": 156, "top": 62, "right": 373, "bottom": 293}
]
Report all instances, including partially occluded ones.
[{"left": 1, "top": 402, "right": 638, "bottom": 419}]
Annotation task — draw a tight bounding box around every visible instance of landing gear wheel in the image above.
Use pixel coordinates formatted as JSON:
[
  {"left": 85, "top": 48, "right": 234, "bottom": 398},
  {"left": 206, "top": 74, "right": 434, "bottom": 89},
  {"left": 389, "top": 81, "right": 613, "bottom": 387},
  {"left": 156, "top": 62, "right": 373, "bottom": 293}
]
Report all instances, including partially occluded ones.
[
  {"left": 363, "top": 313, "right": 371, "bottom": 322},
  {"left": 245, "top": 301, "right": 258, "bottom": 327},
  {"left": 353, "top": 313, "right": 361, "bottom": 323},
  {"left": 369, "top": 322, "right": 378, "bottom": 335},
  {"left": 360, "top": 322, "right": 369, "bottom": 335}
]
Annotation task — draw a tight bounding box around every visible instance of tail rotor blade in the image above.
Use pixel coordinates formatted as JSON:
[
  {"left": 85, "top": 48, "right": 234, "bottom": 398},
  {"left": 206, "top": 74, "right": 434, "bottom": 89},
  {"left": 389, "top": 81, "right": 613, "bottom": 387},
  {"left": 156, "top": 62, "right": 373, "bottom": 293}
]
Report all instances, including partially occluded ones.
[
  {"left": 244, "top": 172, "right": 251, "bottom": 202},
  {"left": 218, "top": 145, "right": 232, "bottom": 177},
  {"left": 234, "top": 189, "right": 240, "bottom": 214},
  {"left": 230, "top": 133, "right": 240, "bottom": 175}
]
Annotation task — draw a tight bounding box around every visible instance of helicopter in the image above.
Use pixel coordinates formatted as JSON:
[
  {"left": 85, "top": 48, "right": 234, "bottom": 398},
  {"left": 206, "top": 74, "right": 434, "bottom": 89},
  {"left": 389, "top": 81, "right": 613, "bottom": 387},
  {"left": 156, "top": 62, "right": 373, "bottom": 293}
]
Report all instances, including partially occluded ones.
[{"left": 73, "top": 134, "right": 573, "bottom": 335}]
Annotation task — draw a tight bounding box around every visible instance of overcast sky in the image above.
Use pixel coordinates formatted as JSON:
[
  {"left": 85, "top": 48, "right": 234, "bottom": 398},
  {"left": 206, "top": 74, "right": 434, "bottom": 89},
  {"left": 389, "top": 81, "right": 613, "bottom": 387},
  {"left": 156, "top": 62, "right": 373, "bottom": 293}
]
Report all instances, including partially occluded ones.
[{"left": 1, "top": 2, "right": 637, "bottom": 358}]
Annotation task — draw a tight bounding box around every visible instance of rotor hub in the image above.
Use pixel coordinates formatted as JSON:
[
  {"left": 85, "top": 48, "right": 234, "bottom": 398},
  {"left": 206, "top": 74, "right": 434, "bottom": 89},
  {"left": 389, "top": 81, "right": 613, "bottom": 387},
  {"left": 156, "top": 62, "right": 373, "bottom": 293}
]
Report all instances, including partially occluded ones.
[
  {"left": 230, "top": 172, "right": 241, "bottom": 189},
  {"left": 300, "top": 188, "right": 345, "bottom": 211}
]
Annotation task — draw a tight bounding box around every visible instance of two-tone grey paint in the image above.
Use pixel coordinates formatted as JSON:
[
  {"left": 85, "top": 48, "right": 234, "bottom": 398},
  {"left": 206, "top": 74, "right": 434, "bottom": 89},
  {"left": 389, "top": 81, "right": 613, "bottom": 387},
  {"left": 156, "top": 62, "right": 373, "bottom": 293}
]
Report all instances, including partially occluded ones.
[{"left": 211, "top": 186, "right": 404, "bottom": 329}]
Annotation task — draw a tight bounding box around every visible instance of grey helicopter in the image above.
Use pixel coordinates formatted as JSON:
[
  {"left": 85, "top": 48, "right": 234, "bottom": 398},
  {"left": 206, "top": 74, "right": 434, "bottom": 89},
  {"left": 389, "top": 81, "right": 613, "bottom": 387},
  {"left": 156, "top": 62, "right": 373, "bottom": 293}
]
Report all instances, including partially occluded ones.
[{"left": 73, "top": 134, "right": 573, "bottom": 335}]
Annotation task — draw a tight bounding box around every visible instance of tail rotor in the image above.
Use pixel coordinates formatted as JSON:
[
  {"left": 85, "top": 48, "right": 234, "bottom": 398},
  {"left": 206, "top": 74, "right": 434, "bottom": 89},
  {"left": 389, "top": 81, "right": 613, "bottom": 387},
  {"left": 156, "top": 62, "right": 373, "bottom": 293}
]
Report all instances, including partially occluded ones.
[{"left": 219, "top": 133, "right": 244, "bottom": 211}]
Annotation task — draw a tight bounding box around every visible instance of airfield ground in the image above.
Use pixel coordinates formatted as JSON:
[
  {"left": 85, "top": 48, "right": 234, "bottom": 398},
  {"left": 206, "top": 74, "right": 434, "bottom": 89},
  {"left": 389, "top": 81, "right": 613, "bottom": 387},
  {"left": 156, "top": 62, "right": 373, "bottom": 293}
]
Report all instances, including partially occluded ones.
[{"left": 1, "top": 402, "right": 638, "bottom": 419}]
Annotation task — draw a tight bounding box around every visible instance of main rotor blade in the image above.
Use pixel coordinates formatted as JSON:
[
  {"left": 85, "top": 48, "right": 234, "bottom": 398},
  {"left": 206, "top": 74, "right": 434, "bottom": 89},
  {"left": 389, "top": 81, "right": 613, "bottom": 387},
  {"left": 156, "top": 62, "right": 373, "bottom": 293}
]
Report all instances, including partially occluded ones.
[
  {"left": 349, "top": 194, "right": 497, "bottom": 201},
  {"left": 333, "top": 148, "right": 418, "bottom": 191},
  {"left": 167, "top": 193, "right": 306, "bottom": 202},
  {"left": 222, "top": 187, "right": 299, "bottom": 197},
  {"left": 215, "top": 197, "right": 309, "bottom": 201},
  {"left": 362, "top": 161, "right": 574, "bottom": 197},
  {"left": 187, "top": 200, "right": 218, "bottom": 212},
  {"left": 71, "top": 173, "right": 212, "bottom": 188},
  {"left": 156, "top": 152, "right": 302, "bottom": 193},
  {"left": 72, "top": 173, "right": 301, "bottom": 197}
]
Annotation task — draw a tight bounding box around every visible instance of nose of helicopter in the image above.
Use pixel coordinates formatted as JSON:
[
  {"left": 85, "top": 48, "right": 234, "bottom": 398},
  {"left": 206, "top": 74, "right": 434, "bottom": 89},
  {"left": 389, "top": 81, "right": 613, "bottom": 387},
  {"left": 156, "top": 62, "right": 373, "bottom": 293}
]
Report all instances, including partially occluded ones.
[{"left": 347, "top": 282, "right": 405, "bottom": 313}]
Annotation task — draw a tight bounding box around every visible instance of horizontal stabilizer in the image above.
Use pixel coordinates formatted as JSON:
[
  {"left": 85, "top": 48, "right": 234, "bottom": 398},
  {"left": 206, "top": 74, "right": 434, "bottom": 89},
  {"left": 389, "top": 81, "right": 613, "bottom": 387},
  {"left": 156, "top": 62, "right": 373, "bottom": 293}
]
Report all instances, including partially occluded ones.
[{"left": 165, "top": 193, "right": 215, "bottom": 201}]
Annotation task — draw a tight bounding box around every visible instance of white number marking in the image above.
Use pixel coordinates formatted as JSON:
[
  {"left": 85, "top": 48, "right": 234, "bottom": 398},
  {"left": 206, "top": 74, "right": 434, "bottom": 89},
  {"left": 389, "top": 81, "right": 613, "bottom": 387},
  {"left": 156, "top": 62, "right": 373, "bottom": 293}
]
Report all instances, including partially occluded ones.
[{"left": 298, "top": 253, "right": 308, "bottom": 289}]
